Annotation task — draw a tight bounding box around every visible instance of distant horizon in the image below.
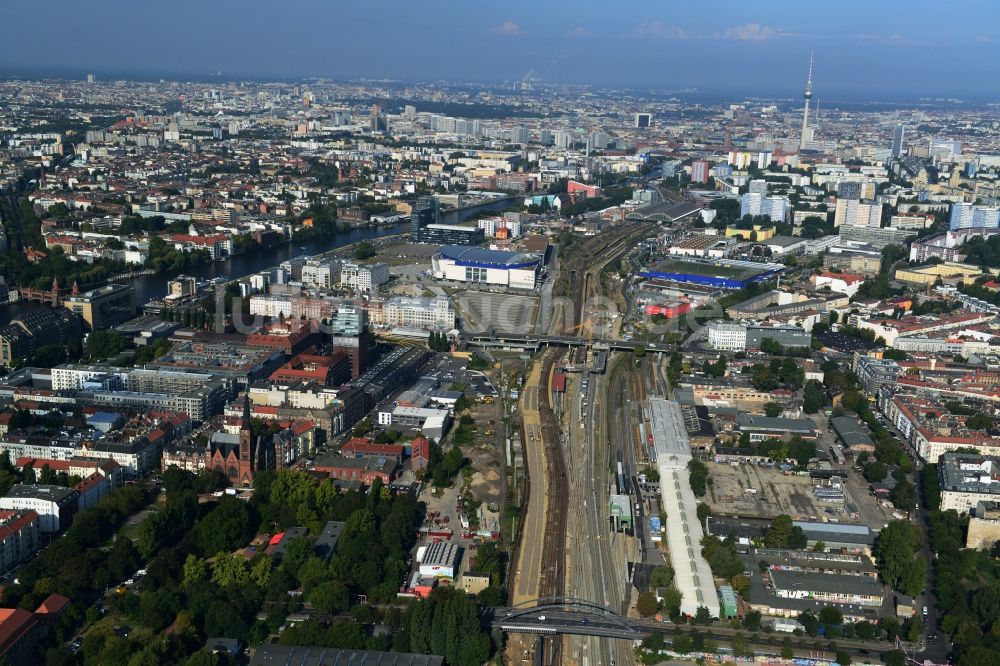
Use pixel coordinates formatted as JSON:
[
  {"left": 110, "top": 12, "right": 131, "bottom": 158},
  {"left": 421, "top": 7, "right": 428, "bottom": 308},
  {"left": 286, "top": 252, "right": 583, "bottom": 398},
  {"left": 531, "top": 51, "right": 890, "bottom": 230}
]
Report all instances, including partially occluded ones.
[
  {"left": 0, "top": 64, "right": 994, "bottom": 108},
  {"left": 1, "top": 0, "right": 997, "bottom": 104}
]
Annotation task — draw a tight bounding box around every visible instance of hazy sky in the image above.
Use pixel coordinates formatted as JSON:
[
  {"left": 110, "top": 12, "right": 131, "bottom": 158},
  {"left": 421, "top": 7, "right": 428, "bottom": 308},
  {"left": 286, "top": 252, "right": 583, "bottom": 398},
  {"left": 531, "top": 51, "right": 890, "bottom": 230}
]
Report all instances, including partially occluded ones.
[{"left": 2, "top": 0, "right": 998, "bottom": 98}]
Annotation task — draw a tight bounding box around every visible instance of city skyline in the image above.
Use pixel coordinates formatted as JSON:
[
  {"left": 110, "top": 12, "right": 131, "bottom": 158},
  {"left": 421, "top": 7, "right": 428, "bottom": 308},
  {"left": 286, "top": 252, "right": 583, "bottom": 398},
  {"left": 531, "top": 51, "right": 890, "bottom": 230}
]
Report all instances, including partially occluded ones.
[
  {"left": 1, "top": 4, "right": 999, "bottom": 665},
  {"left": 1, "top": 0, "right": 999, "bottom": 98}
]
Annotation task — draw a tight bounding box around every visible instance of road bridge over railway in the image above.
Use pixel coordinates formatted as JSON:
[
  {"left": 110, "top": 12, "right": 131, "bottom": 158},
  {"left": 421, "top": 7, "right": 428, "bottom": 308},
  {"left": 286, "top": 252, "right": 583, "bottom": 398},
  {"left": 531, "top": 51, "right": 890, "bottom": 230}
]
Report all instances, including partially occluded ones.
[
  {"left": 464, "top": 332, "right": 674, "bottom": 354},
  {"left": 486, "top": 597, "right": 918, "bottom": 660},
  {"left": 486, "top": 598, "right": 643, "bottom": 640}
]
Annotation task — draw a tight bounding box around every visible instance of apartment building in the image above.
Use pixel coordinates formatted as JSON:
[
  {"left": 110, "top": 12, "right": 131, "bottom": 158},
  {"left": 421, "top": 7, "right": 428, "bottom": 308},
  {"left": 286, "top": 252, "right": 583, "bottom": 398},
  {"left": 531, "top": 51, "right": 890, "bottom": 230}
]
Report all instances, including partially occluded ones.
[{"left": 939, "top": 453, "right": 1000, "bottom": 514}]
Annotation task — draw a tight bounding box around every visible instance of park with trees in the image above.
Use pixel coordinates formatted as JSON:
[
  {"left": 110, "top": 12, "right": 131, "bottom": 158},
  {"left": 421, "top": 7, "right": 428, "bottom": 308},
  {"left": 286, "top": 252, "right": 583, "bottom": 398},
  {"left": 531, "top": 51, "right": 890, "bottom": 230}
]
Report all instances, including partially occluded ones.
[{"left": 1, "top": 466, "right": 499, "bottom": 665}]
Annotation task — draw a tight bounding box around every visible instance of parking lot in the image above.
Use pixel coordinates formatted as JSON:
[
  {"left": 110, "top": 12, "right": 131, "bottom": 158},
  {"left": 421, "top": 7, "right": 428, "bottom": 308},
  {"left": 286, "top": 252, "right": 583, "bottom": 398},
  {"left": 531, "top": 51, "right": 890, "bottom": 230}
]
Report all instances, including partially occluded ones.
[
  {"left": 703, "top": 460, "right": 888, "bottom": 528},
  {"left": 453, "top": 290, "right": 537, "bottom": 333}
]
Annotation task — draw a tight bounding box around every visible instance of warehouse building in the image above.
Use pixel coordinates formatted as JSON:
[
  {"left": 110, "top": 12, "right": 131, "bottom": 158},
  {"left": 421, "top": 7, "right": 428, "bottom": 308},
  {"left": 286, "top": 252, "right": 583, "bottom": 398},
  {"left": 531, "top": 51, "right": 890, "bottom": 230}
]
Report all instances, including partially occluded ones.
[
  {"left": 417, "top": 541, "right": 462, "bottom": 579},
  {"left": 649, "top": 397, "right": 721, "bottom": 619},
  {"left": 830, "top": 416, "right": 876, "bottom": 455},
  {"left": 431, "top": 245, "right": 540, "bottom": 290},
  {"left": 735, "top": 414, "right": 817, "bottom": 442},
  {"left": 639, "top": 257, "right": 783, "bottom": 290},
  {"left": 770, "top": 569, "right": 884, "bottom": 607}
]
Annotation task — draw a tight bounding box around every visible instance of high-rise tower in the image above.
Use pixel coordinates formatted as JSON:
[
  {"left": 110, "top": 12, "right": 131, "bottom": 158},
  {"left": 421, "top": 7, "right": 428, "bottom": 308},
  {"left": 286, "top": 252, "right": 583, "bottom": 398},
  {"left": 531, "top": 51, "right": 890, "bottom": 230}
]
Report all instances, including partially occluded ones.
[
  {"left": 891, "top": 124, "right": 906, "bottom": 158},
  {"left": 799, "top": 51, "right": 814, "bottom": 152}
]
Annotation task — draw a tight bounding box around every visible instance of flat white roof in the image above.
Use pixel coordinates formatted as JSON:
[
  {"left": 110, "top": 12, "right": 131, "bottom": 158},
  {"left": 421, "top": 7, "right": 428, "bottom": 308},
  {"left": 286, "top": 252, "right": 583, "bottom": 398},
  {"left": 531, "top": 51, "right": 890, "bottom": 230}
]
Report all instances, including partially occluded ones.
[
  {"left": 393, "top": 406, "right": 449, "bottom": 418},
  {"left": 649, "top": 398, "right": 693, "bottom": 469},
  {"left": 653, "top": 398, "right": 720, "bottom": 619}
]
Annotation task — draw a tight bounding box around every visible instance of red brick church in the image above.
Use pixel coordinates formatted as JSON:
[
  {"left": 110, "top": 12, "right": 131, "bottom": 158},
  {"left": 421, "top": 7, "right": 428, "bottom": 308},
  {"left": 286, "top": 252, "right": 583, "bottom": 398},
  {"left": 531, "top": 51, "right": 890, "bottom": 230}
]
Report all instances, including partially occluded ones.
[{"left": 208, "top": 395, "right": 276, "bottom": 486}]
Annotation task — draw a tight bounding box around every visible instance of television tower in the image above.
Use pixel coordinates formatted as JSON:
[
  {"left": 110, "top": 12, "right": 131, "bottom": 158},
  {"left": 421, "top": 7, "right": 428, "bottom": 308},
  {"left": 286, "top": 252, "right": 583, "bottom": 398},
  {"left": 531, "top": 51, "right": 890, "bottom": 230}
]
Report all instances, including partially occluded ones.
[{"left": 799, "top": 51, "right": 814, "bottom": 152}]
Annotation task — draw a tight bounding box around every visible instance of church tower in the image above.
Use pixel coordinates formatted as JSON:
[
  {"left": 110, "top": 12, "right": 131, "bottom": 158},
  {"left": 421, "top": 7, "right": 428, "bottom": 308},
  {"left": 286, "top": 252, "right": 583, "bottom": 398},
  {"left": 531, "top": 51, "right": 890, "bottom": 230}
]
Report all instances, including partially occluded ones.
[{"left": 239, "top": 393, "right": 255, "bottom": 469}]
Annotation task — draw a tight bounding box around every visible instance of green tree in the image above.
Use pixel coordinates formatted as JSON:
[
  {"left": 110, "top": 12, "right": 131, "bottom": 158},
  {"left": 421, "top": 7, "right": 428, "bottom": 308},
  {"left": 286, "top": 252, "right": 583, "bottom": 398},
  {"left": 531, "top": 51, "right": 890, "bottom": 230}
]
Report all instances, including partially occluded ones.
[
  {"left": 671, "top": 632, "right": 693, "bottom": 654},
  {"left": 702, "top": 536, "right": 744, "bottom": 580},
  {"left": 802, "top": 379, "right": 826, "bottom": 413},
  {"left": 642, "top": 632, "right": 665, "bottom": 652},
  {"left": 688, "top": 459, "right": 708, "bottom": 497},
  {"left": 764, "top": 514, "right": 807, "bottom": 549},
  {"left": 637, "top": 591, "right": 659, "bottom": 617},
  {"left": 659, "top": 586, "right": 683, "bottom": 617},
  {"left": 883, "top": 651, "right": 907, "bottom": 666},
  {"left": 760, "top": 337, "right": 782, "bottom": 354},
  {"left": 731, "top": 573, "right": 750, "bottom": 598},
  {"left": 194, "top": 497, "right": 254, "bottom": 556},
  {"left": 31, "top": 344, "right": 67, "bottom": 368},
  {"left": 696, "top": 502, "right": 711, "bottom": 527},
  {"left": 184, "top": 555, "right": 208, "bottom": 587},
  {"left": 649, "top": 565, "right": 674, "bottom": 589},
  {"left": 890, "top": 477, "right": 917, "bottom": 512},
  {"left": 85, "top": 330, "right": 128, "bottom": 361},
  {"left": 352, "top": 241, "right": 376, "bottom": 260},
  {"left": 308, "top": 580, "right": 349, "bottom": 614},
  {"left": 764, "top": 402, "right": 782, "bottom": 417},
  {"left": 874, "top": 520, "right": 925, "bottom": 596},
  {"left": 38, "top": 464, "right": 57, "bottom": 485},
  {"left": 47, "top": 202, "right": 70, "bottom": 219},
  {"left": 211, "top": 551, "right": 250, "bottom": 587},
  {"left": 854, "top": 621, "right": 876, "bottom": 640},
  {"left": 863, "top": 461, "right": 888, "bottom": 483},
  {"left": 819, "top": 606, "right": 843, "bottom": 626},
  {"left": 799, "top": 610, "right": 819, "bottom": 636}
]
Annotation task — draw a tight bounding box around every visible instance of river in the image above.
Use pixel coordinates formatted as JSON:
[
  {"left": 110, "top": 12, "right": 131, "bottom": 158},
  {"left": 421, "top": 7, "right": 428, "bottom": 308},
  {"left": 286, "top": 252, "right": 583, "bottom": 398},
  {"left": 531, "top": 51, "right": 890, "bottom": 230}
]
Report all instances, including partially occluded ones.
[{"left": 0, "top": 222, "right": 410, "bottom": 322}]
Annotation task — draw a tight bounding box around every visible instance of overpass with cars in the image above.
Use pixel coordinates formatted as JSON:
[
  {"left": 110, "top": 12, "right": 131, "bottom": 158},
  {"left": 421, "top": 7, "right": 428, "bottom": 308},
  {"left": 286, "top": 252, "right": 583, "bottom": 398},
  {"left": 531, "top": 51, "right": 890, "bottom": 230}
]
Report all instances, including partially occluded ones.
[
  {"left": 485, "top": 597, "right": 919, "bottom": 660},
  {"left": 463, "top": 332, "right": 673, "bottom": 354}
]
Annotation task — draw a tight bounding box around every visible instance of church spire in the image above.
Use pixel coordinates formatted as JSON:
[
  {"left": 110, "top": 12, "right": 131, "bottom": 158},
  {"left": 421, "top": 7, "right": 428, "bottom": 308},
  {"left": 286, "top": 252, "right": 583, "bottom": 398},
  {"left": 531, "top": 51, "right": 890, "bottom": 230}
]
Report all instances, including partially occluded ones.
[{"left": 243, "top": 392, "right": 251, "bottom": 427}]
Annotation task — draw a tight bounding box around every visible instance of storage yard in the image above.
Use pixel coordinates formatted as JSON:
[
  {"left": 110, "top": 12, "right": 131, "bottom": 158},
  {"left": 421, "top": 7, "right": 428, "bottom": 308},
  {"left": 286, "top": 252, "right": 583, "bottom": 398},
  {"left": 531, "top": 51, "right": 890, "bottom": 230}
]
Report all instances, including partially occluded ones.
[{"left": 702, "top": 459, "right": 888, "bottom": 528}]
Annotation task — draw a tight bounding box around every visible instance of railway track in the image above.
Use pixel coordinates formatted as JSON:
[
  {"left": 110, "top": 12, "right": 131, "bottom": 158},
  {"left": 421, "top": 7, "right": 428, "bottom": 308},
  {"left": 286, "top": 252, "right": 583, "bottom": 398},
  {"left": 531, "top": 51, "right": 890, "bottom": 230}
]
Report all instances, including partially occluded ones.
[
  {"left": 561, "top": 224, "right": 654, "bottom": 334},
  {"left": 537, "top": 352, "right": 567, "bottom": 665}
]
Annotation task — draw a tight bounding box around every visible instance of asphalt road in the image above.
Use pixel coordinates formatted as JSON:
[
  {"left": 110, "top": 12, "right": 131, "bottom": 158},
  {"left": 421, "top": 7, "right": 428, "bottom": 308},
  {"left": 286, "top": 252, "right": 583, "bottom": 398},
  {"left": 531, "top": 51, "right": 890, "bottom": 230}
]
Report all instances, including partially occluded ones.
[
  {"left": 876, "top": 414, "right": 947, "bottom": 663},
  {"left": 491, "top": 607, "right": 908, "bottom": 660},
  {"left": 513, "top": 364, "right": 546, "bottom": 605}
]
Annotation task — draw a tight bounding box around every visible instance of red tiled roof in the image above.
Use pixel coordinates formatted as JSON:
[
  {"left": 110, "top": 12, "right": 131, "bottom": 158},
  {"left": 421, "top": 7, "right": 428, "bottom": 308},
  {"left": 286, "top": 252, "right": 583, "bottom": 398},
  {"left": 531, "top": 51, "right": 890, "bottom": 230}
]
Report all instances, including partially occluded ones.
[
  {"left": 0, "top": 511, "right": 38, "bottom": 541},
  {"left": 818, "top": 271, "right": 864, "bottom": 285},
  {"left": 75, "top": 473, "right": 106, "bottom": 495},
  {"left": 34, "top": 594, "right": 70, "bottom": 615},
  {"left": 290, "top": 420, "right": 315, "bottom": 436},
  {"left": 0, "top": 608, "right": 35, "bottom": 652}
]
